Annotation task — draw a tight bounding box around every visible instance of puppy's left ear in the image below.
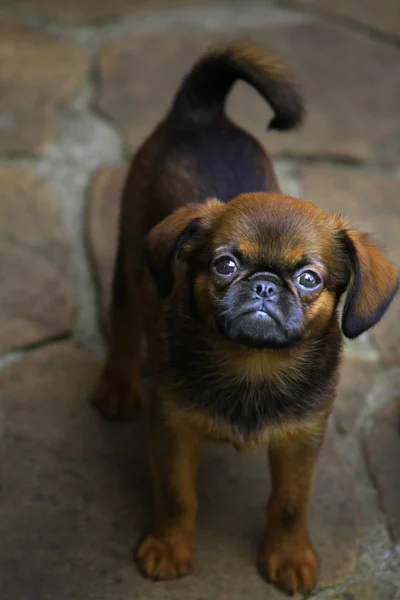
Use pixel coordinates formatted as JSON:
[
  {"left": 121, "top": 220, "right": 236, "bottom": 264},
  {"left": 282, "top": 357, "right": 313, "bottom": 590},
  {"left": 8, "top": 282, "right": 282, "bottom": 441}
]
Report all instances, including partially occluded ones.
[
  {"left": 145, "top": 198, "right": 224, "bottom": 299},
  {"left": 341, "top": 228, "right": 399, "bottom": 338}
]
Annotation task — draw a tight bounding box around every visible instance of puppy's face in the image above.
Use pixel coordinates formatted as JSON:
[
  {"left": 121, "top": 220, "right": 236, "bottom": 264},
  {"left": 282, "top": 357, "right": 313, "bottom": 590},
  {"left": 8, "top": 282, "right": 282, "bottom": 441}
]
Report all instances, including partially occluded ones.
[
  {"left": 198, "top": 197, "right": 337, "bottom": 349},
  {"left": 146, "top": 193, "right": 398, "bottom": 348}
]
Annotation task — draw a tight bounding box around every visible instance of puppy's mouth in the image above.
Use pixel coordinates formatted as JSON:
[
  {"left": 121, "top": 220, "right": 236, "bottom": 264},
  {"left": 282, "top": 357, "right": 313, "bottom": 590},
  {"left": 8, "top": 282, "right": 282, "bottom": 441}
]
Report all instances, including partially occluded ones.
[
  {"left": 241, "top": 303, "right": 282, "bottom": 324},
  {"left": 216, "top": 304, "right": 304, "bottom": 350}
]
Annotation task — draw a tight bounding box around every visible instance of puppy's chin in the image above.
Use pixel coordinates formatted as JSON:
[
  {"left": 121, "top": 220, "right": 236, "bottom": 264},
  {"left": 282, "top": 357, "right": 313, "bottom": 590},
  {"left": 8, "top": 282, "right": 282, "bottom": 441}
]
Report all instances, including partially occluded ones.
[{"left": 217, "top": 310, "right": 304, "bottom": 350}]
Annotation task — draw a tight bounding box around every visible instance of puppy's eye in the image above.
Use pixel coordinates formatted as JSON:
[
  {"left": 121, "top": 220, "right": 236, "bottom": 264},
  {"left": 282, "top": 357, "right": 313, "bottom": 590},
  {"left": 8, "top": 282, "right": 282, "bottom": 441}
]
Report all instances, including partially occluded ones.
[
  {"left": 296, "top": 270, "right": 322, "bottom": 290},
  {"left": 214, "top": 255, "right": 238, "bottom": 276}
]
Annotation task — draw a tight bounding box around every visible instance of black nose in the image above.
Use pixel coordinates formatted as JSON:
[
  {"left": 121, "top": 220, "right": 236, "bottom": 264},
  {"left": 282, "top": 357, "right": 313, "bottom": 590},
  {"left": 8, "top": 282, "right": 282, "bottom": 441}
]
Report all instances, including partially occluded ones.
[{"left": 252, "top": 280, "right": 279, "bottom": 300}]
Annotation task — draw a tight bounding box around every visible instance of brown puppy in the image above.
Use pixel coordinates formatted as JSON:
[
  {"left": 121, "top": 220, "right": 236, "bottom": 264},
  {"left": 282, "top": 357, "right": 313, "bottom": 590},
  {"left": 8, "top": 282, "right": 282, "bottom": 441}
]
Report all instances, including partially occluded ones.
[{"left": 92, "top": 42, "right": 399, "bottom": 596}]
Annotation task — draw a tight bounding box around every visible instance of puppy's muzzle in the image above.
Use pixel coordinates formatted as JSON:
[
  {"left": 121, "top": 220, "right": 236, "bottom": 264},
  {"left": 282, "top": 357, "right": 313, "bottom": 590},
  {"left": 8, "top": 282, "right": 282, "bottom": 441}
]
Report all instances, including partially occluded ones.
[{"left": 217, "top": 272, "right": 304, "bottom": 349}]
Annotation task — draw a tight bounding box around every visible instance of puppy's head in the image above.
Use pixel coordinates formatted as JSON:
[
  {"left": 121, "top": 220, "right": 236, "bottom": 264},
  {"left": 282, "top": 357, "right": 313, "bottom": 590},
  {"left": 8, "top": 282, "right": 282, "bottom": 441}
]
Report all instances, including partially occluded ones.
[{"left": 146, "top": 192, "right": 398, "bottom": 349}]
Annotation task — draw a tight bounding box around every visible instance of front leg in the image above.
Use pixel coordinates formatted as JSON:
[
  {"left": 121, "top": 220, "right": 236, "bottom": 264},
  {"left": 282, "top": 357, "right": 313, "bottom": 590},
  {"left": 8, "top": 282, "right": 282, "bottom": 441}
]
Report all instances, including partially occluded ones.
[
  {"left": 259, "top": 419, "right": 327, "bottom": 596},
  {"left": 136, "top": 409, "right": 201, "bottom": 581}
]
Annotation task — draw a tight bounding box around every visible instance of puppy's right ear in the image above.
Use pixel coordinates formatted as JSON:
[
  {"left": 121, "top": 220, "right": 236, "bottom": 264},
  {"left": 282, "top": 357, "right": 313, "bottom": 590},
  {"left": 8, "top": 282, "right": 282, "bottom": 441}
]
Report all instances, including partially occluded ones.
[{"left": 145, "top": 199, "right": 224, "bottom": 298}]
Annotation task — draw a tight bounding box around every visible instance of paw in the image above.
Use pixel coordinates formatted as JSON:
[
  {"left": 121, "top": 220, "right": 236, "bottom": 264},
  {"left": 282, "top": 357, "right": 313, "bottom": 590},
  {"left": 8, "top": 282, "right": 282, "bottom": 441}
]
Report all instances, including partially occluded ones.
[
  {"left": 91, "top": 370, "right": 142, "bottom": 420},
  {"left": 135, "top": 534, "right": 194, "bottom": 581},
  {"left": 259, "top": 541, "right": 319, "bottom": 596}
]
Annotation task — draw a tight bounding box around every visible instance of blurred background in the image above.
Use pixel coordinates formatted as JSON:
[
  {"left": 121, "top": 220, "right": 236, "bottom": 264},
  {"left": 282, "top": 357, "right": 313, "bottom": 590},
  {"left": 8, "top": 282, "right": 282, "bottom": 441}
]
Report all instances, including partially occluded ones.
[{"left": 0, "top": 2, "right": 399, "bottom": 600}]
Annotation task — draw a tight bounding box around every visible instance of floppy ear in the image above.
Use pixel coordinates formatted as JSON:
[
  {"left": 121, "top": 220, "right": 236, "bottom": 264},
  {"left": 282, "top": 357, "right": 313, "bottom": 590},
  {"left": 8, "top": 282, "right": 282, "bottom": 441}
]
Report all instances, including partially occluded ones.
[
  {"left": 145, "top": 199, "right": 224, "bottom": 299},
  {"left": 341, "top": 228, "right": 399, "bottom": 338}
]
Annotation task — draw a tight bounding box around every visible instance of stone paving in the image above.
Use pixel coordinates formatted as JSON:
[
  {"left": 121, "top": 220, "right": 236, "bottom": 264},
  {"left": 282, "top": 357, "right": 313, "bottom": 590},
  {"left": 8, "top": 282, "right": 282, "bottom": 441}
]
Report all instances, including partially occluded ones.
[{"left": 0, "top": 1, "right": 399, "bottom": 599}]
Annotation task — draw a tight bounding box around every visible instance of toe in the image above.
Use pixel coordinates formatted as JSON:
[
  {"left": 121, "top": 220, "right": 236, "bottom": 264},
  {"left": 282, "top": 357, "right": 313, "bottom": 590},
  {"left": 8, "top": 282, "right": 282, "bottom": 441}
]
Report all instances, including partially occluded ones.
[
  {"left": 260, "top": 543, "right": 320, "bottom": 596},
  {"left": 135, "top": 534, "right": 193, "bottom": 581}
]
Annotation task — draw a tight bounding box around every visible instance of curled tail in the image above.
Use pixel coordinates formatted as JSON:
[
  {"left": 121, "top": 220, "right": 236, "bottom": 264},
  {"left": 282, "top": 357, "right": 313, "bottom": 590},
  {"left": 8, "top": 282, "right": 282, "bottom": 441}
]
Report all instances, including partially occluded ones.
[{"left": 171, "top": 41, "right": 304, "bottom": 131}]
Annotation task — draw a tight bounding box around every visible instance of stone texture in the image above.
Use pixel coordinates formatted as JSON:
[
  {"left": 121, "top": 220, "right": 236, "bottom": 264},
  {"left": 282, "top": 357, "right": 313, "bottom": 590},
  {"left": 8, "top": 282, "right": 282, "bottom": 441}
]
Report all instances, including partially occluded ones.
[
  {"left": 87, "top": 164, "right": 128, "bottom": 326},
  {"left": 364, "top": 401, "right": 400, "bottom": 543},
  {"left": 300, "top": 166, "right": 400, "bottom": 365},
  {"left": 0, "top": 343, "right": 360, "bottom": 598},
  {"left": 235, "top": 23, "right": 400, "bottom": 162},
  {"left": 369, "top": 298, "right": 400, "bottom": 367},
  {"left": 334, "top": 358, "right": 378, "bottom": 434},
  {"left": 13, "top": 0, "right": 213, "bottom": 23},
  {"left": 96, "top": 23, "right": 400, "bottom": 161},
  {"left": 0, "top": 93, "right": 54, "bottom": 156},
  {"left": 0, "top": 165, "right": 74, "bottom": 353},
  {"left": 0, "top": 17, "right": 89, "bottom": 154},
  {"left": 290, "top": 0, "right": 400, "bottom": 39},
  {"left": 330, "top": 581, "right": 379, "bottom": 599}
]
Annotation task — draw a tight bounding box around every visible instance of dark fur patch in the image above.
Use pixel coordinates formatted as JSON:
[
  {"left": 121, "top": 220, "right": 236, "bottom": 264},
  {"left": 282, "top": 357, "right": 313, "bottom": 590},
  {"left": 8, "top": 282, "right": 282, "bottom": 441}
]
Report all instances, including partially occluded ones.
[
  {"left": 164, "top": 293, "right": 342, "bottom": 436},
  {"left": 192, "top": 123, "right": 269, "bottom": 201},
  {"left": 112, "top": 246, "right": 128, "bottom": 310},
  {"left": 281, "top": 508, "right": 299, "bottom": 528},
  {"left": 145, "top": 217, "right": 203, "bottom": 299},
  {"left": 161, "top": 117, "right": 273, "bottom": 204}
]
